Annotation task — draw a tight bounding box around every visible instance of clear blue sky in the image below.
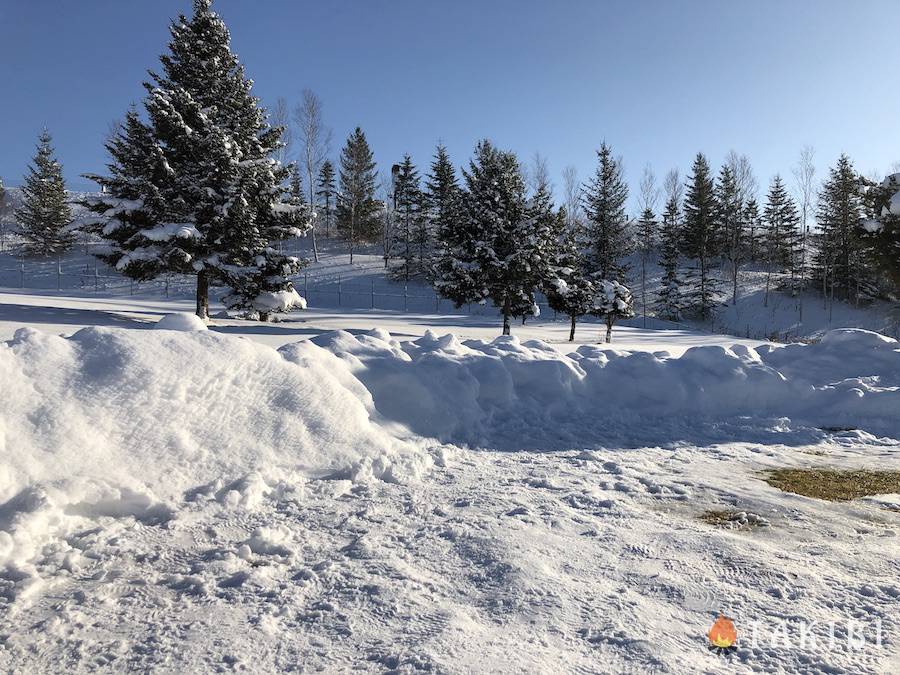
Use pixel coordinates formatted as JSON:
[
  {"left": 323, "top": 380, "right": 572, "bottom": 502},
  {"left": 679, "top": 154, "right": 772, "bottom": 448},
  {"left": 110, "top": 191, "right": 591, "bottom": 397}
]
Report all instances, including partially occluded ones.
[{"left": 1, "top": 0, "right": 897, "bottom": 210}]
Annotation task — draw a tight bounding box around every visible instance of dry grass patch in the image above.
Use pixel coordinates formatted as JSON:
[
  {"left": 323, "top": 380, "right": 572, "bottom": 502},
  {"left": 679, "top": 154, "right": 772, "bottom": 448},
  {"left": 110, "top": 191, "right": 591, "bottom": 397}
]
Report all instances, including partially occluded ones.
[
  {"left": 764, "top": 468, "right": 900, "bottom": 502},
  {"left": 699, "top": 509, "right": 770, "bottom": 530}
]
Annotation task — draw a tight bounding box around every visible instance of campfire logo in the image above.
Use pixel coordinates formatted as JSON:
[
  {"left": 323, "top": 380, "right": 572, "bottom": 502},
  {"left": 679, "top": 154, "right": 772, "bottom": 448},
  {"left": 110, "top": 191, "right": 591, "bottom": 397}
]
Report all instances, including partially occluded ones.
[{"left": 707, "top": 614, "right": 738, "bottom": 652}]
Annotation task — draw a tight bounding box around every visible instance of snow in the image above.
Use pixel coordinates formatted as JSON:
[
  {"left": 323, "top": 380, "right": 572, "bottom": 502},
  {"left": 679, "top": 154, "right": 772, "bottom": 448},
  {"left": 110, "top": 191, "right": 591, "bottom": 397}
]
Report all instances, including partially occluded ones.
[
  {"left": 154, "top": 312, "right": 208, "bottom": 331},
  {"left": 0, "top": 315, "right": 898, "bottom": 672}
]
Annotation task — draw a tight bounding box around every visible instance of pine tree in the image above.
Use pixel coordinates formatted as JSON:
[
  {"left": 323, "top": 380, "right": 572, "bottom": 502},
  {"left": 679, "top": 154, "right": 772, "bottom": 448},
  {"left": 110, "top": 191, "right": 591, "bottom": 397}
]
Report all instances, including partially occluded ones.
[
  {"left": 682, "top": 153, "right": 719, "bottom": 318},
  {"left": 336, "top": 127, "right": 379, "bottom": 264},
  {"left": 656, "top": 192, "right": 682, "bottom": 320},
  {"left": 636, "top": 206, "right": 656, "bottom": 325},
  {"left": 860, "top": 173, "right": 900, "bottom": 292},
  {"left": 433, "top": 140, "right": 554, "bottom": 335},
  {"left": 716, "top": 164, "right": 744, "bottom": 305},
  {"left": 0, "top": 176, "right": 7, "bottom": 252},
  {"left": 316, "top": 159, "right": 336, "bottom": 237},
  {"left": 16, "top": 130, "right": 74, "bottom": 258},
  {"left": 762, "top": 175, "right": 800, "bottom": 304},
  {"left": 84, "top": 0, "right": 305, "bottom": 320},
  {"left": 816, "top": 155, "right": 865, "bottom": 302},
  {"left": 390, "top": 154, "right": 423, "bottom": 281},
  {"left": 581, "top": 142, "right": 630, "bottom": 281},
  {"left": 743, "top": 198, "right": 762, "bottom": 263},
  {"left": 425, "top": 143, "right": 463, "bottom": 282},
  {"left": 545, "top": 214, "right": 596, "bottom": 341},
  {"left": 594, "top": 279, "right": 635, "bottom": 343}
]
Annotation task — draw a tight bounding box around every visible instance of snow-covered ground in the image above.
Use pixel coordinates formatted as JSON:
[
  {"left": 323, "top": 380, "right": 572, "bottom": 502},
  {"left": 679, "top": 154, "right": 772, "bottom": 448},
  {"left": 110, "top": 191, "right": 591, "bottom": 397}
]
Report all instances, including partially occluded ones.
[
  {"left": 1, "top": 304, "right": 898, "bottom": 672},
  {"left": 1, "top": 241, "right": 899, "bottom": 673}
]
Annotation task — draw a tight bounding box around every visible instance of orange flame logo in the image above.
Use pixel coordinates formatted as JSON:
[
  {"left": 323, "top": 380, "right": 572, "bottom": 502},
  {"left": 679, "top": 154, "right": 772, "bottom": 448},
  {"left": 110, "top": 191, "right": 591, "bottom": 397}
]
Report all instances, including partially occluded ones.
[{"left": 708, "top": 614, "right": 737, "bottom": 649}]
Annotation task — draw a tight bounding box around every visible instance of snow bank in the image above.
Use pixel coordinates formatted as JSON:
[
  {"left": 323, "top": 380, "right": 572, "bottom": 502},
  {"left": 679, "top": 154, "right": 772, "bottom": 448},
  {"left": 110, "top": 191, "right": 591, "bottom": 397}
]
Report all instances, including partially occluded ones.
[
  {"left": 0, "top": 327, "right": 429, "bottom": 600},
  {"left": 154, "top": 312, "right": 208, "bottom": 331},
  {"left": 310, "top": 327, "right": 900, "bottom": 445}
]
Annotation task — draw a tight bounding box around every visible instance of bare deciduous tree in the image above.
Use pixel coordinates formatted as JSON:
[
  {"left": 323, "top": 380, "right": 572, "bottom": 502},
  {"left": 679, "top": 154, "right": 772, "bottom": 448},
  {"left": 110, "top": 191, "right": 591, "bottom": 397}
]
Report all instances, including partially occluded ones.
[
  {"left": 562, "top": 165, "right": 581, "bottom": 229},
  {"left": 527, "top": 152, "right": 551, "bottom": 197},
  {"left": 270, "top": 97, "right": 292, "bottom": 166},
  {"left": 294, "top": 89, "right": 332, "bottom": 262},
  {"left": 792, "top": 145, "right": 816, "bottom": 318}
]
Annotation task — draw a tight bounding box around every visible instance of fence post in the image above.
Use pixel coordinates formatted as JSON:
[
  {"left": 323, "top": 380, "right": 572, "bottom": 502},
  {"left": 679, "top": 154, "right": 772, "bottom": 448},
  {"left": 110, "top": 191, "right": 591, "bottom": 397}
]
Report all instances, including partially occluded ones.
[
  {"left": 304, "top": 272, "right": 308, "bottom": 302},
  {"left": 337, "top": 275, "right": 342, "bottom": 306},
  {"left": 20, "top": 261, "right": 25, "bottom": 289},
  {"left": 371, "top": 279, "right": 375, "bottom": 309},
  {"left": 435, "top": 293, "right": 439, "bottom": 313},
  {"left": 57, "top": 256, "right": 61, "bottom": 291},
  {"left": 94, "top": 265, "right": 99, "bottom": 292},
  {"left": 404, "top": 284, "right": 408, "bottom": 312}
]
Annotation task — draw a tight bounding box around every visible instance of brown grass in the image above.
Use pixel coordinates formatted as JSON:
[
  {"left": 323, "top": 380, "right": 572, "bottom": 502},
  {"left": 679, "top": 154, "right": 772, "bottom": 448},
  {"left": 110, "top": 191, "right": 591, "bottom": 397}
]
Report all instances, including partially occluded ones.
[{"left": 764, "top": 468, "right": 900, "bottom": 502}]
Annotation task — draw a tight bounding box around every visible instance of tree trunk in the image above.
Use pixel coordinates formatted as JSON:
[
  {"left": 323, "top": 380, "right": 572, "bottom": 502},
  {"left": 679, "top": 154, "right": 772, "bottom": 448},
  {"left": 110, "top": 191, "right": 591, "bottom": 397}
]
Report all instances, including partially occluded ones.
[
  {"left": 502, "top": 297, "right": 511, "bottom": 336},
  {"left": 641, "top": 256, "right": 647, "bottom": 328},
  {"left": 569, "top": 314, "right": 576, "bottom": 342},
  {"left": 605, "top": 317, "right": 613, "bottom": 344},
  {"left": 195, "top": 269, "right": 209, "bottom": 320}
]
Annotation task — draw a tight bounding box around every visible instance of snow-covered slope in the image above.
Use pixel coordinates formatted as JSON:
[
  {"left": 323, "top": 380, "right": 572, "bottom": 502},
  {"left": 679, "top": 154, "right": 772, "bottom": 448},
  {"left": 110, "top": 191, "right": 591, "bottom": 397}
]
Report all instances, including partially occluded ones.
[{"left": 0, "top": 322, "right": 898, "bottom": 672}]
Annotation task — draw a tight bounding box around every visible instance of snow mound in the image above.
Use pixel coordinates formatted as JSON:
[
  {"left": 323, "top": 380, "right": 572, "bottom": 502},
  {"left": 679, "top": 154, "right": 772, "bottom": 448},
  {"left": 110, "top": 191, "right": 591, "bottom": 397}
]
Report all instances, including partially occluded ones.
[
  {"left": 0, "top": 326, "right": 430, "bottom": 601},
  {"left": 309, "top": 327, "right": 900, "bottom": 446},
  {"left": 154, "top": 312, "right": 208, "bottom": 331}
]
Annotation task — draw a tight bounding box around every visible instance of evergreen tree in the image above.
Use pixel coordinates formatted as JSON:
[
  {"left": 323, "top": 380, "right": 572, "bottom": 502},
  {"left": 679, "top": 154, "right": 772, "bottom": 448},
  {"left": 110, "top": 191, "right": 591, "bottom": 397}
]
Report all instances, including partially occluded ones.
[
  {"left": 594, "top": 279, "right": 635, "bottom": 343},
  {"left": 861, "top": 173, "right": 900, "bottom": 292},
  {"left": 0, "top": 176, "right": 8, "bottom": 252},
  {"left": 581, "top": 142, "right": 630, "bottom": 280},
  {"left": 656, "top": 192, "right": 683, "bottom": 320},
  {"left": 716, "top": 164, "right": 744, "bottom": 304},
  {"left": 545, "top": 218, "right": 596, "bottom": 341},
  {"left": 390, "top": 154, "right": 423, "bottom": 281},
  {"left": 682, "top": 153, "right": 719, "bottom": 318},
  {"left": 815, "top": 154, "right": 865, "bottom": 302},
  {"left": 16, "top": 130, "right": 74, "bottom": 258},
  {"left": 743, "top": 198, "right": 762, "bottom": 263},
  {"left": 636, "top": 206, "right": 657, "bottom": 325},
  {"left": 336, "top": 126, "right": 379, "bottom": 263},
  {"left": 425, "top": 143, "right": 463, "bottom": 282},
  {"left": 316, "top": 159, "right": 336, "bottom": 237},
  {"left": 762, "top": 175, "right": 800, "bottom": 303},
  {"left": 84, "top": 0, "right": 305, "bottom": 320},
  {"left": 433, "top": 140, "right": 554, "bottom": 335}
]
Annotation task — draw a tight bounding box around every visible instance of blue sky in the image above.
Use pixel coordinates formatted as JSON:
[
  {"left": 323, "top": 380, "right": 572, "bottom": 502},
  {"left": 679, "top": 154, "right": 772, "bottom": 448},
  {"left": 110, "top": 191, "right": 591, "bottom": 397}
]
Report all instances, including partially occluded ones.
[{"left": 1, "top": 0, "right": 897, "bottom": 210}]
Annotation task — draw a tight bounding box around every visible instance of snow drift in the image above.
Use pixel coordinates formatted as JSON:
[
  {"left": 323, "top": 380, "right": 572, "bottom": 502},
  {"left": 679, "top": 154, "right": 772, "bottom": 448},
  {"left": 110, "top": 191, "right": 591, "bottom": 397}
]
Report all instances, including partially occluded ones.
[{"left": 1, "top": 324, "right": 898, "bottom": 604}]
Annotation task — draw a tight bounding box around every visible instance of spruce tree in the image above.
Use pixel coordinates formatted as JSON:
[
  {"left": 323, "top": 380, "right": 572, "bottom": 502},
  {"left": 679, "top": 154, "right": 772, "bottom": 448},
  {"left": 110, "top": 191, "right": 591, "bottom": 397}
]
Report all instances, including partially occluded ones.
[
  {"left": 743, "top": 198, "right": 762, "bottom": 263},
  {"left": 425, "top": 143, "right": 463, "bottom": 282},
  {"left": 0, "top": 176, "right": 7, "bottom": 252},
  {"left": 390, "top": 154, "right": 423, "bottom": 281},
  {"left": 762, "top": 175, "right": 800, "bottom": 303},
  {"left": 16, "top": 130, "right": 74, "bottom": 258},
  {"left": 636, "top": 206, "right": 656, "bottom": 325},
  {"left": 815, "top": 155, "right": 865, "bottom": 302},
  {"left": 336, "top": 127, "right": 379, "bottom": 264},
  {"left": 433, "top": 140, "right": 554, "bottom": 335},
  {"left": 316, "top": 159, "right": 336, "bottom": 237},
  {"left": 581, "top": 142, "right": 630, "bottom": 280},
  {"left": 716, "top": 164, "right": 743, "bottom": 305},
  {"left": 84, "top": 0, "right": 304, "bottom": 320},
  {"left": 656, "top": 192, "right": 683, "bottom": 320},
  {"left": 861, "top": 173, "right": 900, "bottom": 292},
  {"left": 682, "top": 153, "right": 719, "bottom": 318},
  {"left": 594, "top": 279, "right": 635, "bottom": 343}
]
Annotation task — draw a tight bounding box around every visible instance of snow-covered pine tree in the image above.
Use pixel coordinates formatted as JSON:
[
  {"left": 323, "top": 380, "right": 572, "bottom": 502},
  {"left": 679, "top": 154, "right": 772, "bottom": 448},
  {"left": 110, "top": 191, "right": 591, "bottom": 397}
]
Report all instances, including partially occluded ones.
[
  {"left": 581, "top": 142, "right": 630, "bottom": 281},
  {"left": 336, "top": 127, "right": 379, "bottom": 264},
  {"left": 682, "top": 152, "right": 719, "bottom": 319},
  {"left": 0, "top": 176, "right": 7, "bottom": 252},
  {"left": 716, "top": 163, "right": 744, "bottom": 305},
  {"left": 656, "top": 188, "right": 683, "bottom": 320},
  {"left": 545, "top": 218, "right": 596, "bottom": 341},
  {"left": 815, "top": 155, "right": 865, "bottom": 302},
  {"left": 390, "top": 154, "right": 423, "bottom": 281},
  {"left": 84, "top": 0, "right": 305, "bottom": 320},
  {"left": 433, "top": 140, "right": 553, "bottom": 335},
  {"left": 425, "top": 143, "right": 463, "bottom": 283},
  {"left": 592, "top": 279, "right": 634, "bottom": 343},
  {"left": 762, "top": 175, "right": 800, "bottom": 303},
  {"left": 860, "top": 173, "right": 900, "bottom": 293},
  {"left": 316, "top": 159, "right": 336, "bottom": 237},
  {"left": 16, "top": 130, "right": 74, "bottom": 258}
]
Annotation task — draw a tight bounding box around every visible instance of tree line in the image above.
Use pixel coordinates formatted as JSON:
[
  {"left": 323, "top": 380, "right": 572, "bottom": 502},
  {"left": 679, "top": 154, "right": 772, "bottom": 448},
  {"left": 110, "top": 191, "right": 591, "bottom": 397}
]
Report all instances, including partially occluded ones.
[{"left": 3, "top": 0, "right": 898, "bottom": 339}]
